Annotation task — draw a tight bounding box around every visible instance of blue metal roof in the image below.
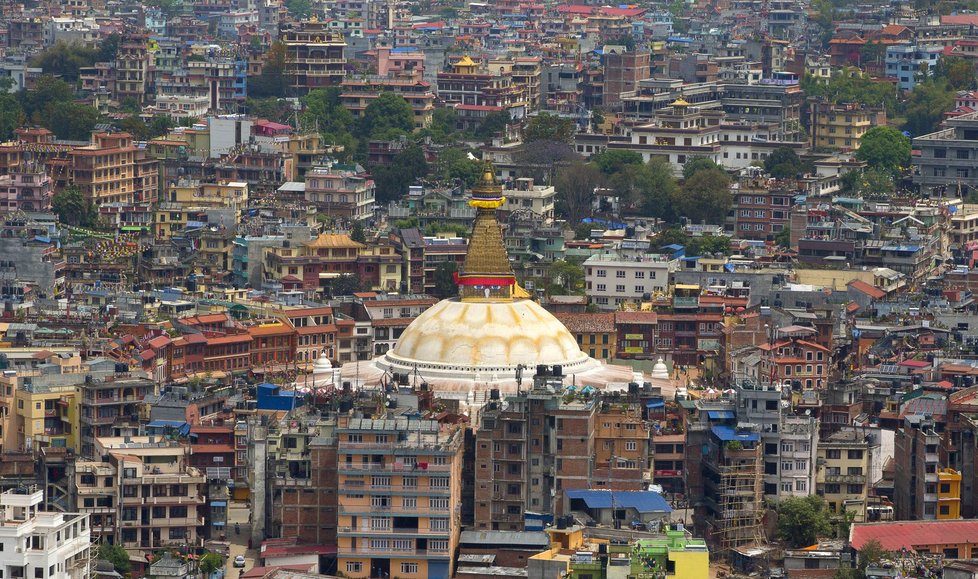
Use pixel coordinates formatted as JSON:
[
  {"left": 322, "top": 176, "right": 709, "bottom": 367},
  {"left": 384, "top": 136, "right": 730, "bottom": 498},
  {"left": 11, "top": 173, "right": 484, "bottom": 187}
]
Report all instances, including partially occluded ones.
[
  {"left": 646, "top": 400, "right": 665, "bottom": 409},
  {"left": 707, "top": 410, "right": 735, "bottom": 420},
  {"left": 147, "top": 420, "right": 191, "bottom": 435},
  {"left": 566, "top": 490, "right": 671, "bottom": 514},
  {"left": 711, "top": 425, "right": 759, "bottom": 442}
]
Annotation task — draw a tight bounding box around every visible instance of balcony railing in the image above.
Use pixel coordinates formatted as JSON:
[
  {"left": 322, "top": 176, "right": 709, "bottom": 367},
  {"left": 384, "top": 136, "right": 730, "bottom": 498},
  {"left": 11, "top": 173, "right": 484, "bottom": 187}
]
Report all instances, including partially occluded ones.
[{"left": 823, "top": 474, "right": 865, "bottom": 484}]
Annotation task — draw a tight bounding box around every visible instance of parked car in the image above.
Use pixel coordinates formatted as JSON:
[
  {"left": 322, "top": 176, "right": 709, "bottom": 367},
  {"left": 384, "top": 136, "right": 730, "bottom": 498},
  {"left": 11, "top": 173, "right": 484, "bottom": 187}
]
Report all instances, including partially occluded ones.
[{"left": 233, "top": 556, "right": 246, "bottom": 568}]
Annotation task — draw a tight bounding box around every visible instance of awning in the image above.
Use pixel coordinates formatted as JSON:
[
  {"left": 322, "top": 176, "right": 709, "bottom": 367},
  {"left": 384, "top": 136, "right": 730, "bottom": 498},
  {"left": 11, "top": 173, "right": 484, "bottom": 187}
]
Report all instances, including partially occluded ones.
[
  {"left": 210, "top": 501, "right": 227, "bottom": 507},
  {"left": 707, "top": 410, "right": 735, "bottom": 419},
  {"left": 213, "top": 521, "right": 225, "bottom": 527},
  {"left": 646, "top": 400, "right": 665, "bottom": 409}
]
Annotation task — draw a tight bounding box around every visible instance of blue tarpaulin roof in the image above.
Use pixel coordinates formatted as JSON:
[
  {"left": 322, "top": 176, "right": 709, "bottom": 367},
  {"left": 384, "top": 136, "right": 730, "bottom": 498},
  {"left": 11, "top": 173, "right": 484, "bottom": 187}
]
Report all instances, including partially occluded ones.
[
  {"left": 646, "top": 400, "right": 665, "bottom": 409},
  {"left": 566, "top": 490, "right": 671, "bottom": 514},
  {"left": 147, "top": 420, "right": 191, "bottom": 435},
  {"left": 707, "top": 410, "right": 735, "bottom": 419},
  {"left": 711, "top": 425, "right": 760, "bottom": 442}
]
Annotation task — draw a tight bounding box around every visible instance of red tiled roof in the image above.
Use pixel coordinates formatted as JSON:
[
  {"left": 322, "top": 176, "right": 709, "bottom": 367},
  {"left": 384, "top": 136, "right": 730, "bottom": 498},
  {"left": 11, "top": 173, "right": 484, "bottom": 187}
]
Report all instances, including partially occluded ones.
[
  {"left": 898, "top": 359, "right": 930, "bottom": 368},
  {"left": 849, "top": 279, "right": 886, "bottom": 300},
  {"left": 615, "top": 311, "right": 658, "bottom": 325},
  {"left": 851, "top": 520, "right": 978, "bottom": 552},
  {"left": 148, "top": 335, "right": 171, "bottom": 349},
  {"left": 554, "top": 312, "right": 616, "bottom": 334},
  {"left": 943, "top": 14, "right": 978, "bottom": 25},
  {"left": 206, "top": 334, "right": 252, "bottom": 345}
]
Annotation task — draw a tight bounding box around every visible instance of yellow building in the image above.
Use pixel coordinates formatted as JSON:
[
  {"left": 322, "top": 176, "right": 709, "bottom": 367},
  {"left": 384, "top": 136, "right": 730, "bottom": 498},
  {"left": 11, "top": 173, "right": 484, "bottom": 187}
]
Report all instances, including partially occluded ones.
[
  {"left": 154, "top": 180, "right": 248, "bottom": 239},
  {"left": 335, "top": 416, "right": 463, "bottom": 579},
  {"left": 14, "top": 382, "right": 80, "bottom": 453},
  {"left": 938, "top": 468, "right": 962, "bottom": 519},
  {"left": 817, "top": 429, "right": 877, "bottom": 523},
  {"left": 809, "top": 101, "right": 885, "bottom": 152}
]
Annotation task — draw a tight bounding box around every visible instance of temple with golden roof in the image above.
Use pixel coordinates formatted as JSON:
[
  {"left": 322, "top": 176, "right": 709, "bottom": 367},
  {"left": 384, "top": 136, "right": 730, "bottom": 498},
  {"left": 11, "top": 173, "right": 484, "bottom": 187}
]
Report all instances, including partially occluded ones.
[{"left": 340, "top": 162, "right": 635, "bottom": 394}]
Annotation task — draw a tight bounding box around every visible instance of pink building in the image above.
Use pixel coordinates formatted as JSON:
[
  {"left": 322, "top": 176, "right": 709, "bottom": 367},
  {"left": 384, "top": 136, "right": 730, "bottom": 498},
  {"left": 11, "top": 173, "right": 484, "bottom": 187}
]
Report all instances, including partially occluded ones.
[{"left": 0, "top": 166, "right": 51, "bottom": 212}]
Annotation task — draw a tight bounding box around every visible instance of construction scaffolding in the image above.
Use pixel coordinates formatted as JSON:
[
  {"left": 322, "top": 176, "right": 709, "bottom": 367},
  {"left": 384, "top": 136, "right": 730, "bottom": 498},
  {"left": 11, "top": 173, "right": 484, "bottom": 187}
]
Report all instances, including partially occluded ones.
[{"left": 715, "top": 444, "right": 764, "bottom": 552}]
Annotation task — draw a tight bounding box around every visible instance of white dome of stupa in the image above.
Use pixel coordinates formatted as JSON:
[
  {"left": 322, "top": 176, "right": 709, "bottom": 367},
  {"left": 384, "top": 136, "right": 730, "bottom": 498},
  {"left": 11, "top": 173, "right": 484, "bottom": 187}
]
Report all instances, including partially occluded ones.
[
  {"left": 312, "top": 351, "right": 333, "bottom": 375},
  {"left": 651, "top": 358, "right": 670, "bottom": 380}
]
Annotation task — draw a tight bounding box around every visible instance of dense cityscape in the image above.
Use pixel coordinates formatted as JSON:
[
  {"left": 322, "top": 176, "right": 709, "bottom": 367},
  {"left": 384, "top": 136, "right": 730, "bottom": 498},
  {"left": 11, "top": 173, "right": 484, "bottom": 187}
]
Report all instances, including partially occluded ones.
[{"left": 3, "top": 0, "right": 978, "bottom": 576}]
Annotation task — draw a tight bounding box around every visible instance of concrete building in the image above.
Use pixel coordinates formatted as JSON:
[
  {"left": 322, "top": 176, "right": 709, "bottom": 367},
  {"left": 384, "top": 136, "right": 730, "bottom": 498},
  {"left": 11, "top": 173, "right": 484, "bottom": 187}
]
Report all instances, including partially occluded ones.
[
  {"left": 336, "top": 416, "right": 463, "bottom": 579},
  {"left": 69, "top": 132, "right": 159, "bottom": 206},
  {"left": 583, "top": 253, "right": 673, "bottom": 310},
  {"left": 817, "top": 429, "right": 881, "bottom": 523},
  {"left": 0, "top": 488, "right": 91, "bottom": 579},
  {"left": 895, "top": 414, "right": 942, "bottom": 520},
  {"left": 809, "top": 101, "right": 885, "bottom": 152},
  {"left": 913, "top": 111, "right": 978, "bottom": 196},
  {"left": 303, "top": 165, "right": 376, "bottom": 222},
  {"left": 0, "top": 165, "right": 51, "bottom": 212},
  {"left": 603, "top": 47, "right": 651, "bottom": 109},
  {"left": 885, "top": 43, "right": 942, "bottom": 91},
  {"left": 500, "top": 178, "right": 555, "bottom": 225},
  {"left": 339, "top": 74, "right": 435, "bottom": 129},
  {"left": 281, "top": 21, "right": 347, "bottom": 95}
]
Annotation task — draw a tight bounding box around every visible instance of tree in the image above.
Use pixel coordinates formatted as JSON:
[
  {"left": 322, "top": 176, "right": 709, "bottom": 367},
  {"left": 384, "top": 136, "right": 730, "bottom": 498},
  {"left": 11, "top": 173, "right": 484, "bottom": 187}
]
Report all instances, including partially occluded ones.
[
  {"left": 116, "top": 116, "right": 150, "bottom": 140},
  {"left": 902, "top": 80, "right": 955, "bottom": 136},
  {"left": 591, "top": 149, "right": 643, "bottom": 174},
  {"left": 45, "top": 102, "right": 99, "bottom": 141},
  {"left": 675, "top": 168, "right": 732, "bottom": 224},
  {"left": 801, "top": 68, "right": 897, "bottom": 112},
  {"left": 514, "top": 140, "right": 579, "bottom": 184},
  {"left": 547, "top": 260, "right": 585, "bottom": 294},
  {"left": 0, "top": 79, "right": 23, "bottom": 141},
  {"left": 686, "top": 235, "right": 731, "bottom": 257},
  {"left": 653, "top": 228, "right": 689, "bottom": 249},
  {"left": 554, "top": 161, "right": 604, "bottom": 224},
  {"left": 148, "top": 115, "right": 176, "bottom": 139},
  {"left": 52, "top": 186, "right": 96, "bottom": 227},
  {"left": 358, "top": 92, "right": 414, "bottom": 138},
  {"left": 248, "top": 97, "right": 293, "bottom": 124},
  {"left": 428, "top": 107, "right": 458, "bottom": 143},
  {"left": 474, "top": 110, "right": 511, "bottom": 139},
  {"left": 248, "top": 42, "right": 288, "bottom": 99},
  {"left": 776, "top": 495, "right": 832, "bottom": 548},
  {"left": 430, "top": 147, "right": 481, "bottom": 186},
  {"left": 30, "top": 41, "right": 98, "bottom": 82},
  {"left": 856, "top": 126, "right": 911, "bottom": 175},
  {"left": 934, "top": 55, "right": 975, "bottom": 90},
  {"left": 764, "top": 147, "right": 807, "bottom": 179},
  {"left": 371, "top": 144, "right": 428, "bottom": 203},
  {"left": 640, "top": 157, "right": 679, "bottom": 221},
  {"left": 523, "top": 113, "right": 575, "bottom": 143},
  {"left": 96, "top": 32, "right": 121, "bottom": 63},
  {"left": 350, "top": 221, "right": 366, "bottom": 243},
  {"left": 199, "top": 553, "right": 223, "bottom": 576},
  {"left": 284, "top": 0, "right": 312, "bottom": 18},
  {"left": 433, "top": 262, "right": 459, "bottom": 298},
  {"left": 855, "top": 538, "right": 887, "bottom": 575},
  {"left": 682, "top": 156, "right": 723, "bottom": 180},
  {"left": 98, "top": 543, "right": 131, "bottom": 576},
  {"left": 20, "top": 75, "right": 73, "bottom": 120},
  {"left": 852, "top": 167, "right": 896, "bottom": 199},
  {"left": 774, "top": 226, "right": 791, "bottom": 248},
  {"left": 327, "top": 274, "right": 362, "bottom": 297}
]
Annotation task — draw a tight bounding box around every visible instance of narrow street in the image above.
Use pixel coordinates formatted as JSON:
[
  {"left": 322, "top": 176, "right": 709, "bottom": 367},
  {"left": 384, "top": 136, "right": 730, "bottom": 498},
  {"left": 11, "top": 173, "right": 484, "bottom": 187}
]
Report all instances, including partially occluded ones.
[{"left": 223, "top": 501, "right": 258, "bottom": 579}]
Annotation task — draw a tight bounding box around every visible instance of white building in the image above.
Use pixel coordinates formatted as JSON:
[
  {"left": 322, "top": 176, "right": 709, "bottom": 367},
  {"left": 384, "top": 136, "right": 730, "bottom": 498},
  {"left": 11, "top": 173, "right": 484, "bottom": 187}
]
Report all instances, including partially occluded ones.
[
  {"left": 778, "top": 416, "right": 819, "bottom": 499},
  {"left": 502, "top": 178, "right": 556, "bottom": 225},
  {"left": 584, "top": 253, "right": 674, "bottom": 310},
  {"left": 0, "top": 488, "right": 90, "bottom": 579}
]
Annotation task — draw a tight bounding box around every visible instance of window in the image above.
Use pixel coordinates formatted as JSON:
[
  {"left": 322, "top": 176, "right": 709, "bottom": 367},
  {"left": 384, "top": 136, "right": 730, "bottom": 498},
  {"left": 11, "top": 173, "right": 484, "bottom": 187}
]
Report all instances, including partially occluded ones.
[
  {"left": 346, "top": 562, "right": 362, "bottom": 573},
  {"left": 616, "top": 270, "right": 626, "bottom": 278},
  {"left": 596, "top": 269, "right": 606, "bottom": 278},
  {"left": 847, "top": 484, "right": 862, "bottom": 494},
  {"left": 826, "top": 449, "right": 841, "bottom": 460},
  {"left": 431, "top": 477, "right": 449, "bottom": 488},
  {"left": 615, "top": 285, "right": 625, "bottom": 293},
  {"left": 625, "top": 441, "right": 637, "bottom": 451},
  {"left": 596, "top": 284, "right": 606, "bottom": 292},
  {"left": 401, "top": 563, "right": 418, "bottom": 574},
  {"left": 635, "top": 271, "right": 645, "bottom": 278}
]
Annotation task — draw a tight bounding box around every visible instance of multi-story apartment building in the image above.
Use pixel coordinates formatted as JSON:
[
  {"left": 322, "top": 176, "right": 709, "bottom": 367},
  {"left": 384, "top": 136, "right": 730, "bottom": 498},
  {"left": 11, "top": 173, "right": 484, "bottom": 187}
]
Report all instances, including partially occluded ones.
[
  {"left": 115, "top": 34, "right": 152, "bottom": 105},
  {"left": 0, "top": 165, "right": 51, "bottom": 212},
  {"left": 817, "top": 429, "right": 880, "bottom": 523},
  {"left": 264, "top": 233, "right": 364, "bottom": 291},
  {"left": 474, "top": 367, "right": 652, "bottom": 530},
  {"left": 730, "top": 175, "right": 793, "bottom": 240},
  {"left": 895, "top": 414, "right": 942, "bottom": 520},
  {"left": 280, "top": 21, "right": 347, "bottom": 95},
  {"left": 938, "top": 468, "right": 963, "bottom": 519},
  {"left": 778, "top": 416, "right": 820, "bottom": 499},
  {"left": 303, "top": 165, "right": 376, "bottom": 222},
  {"left": 885, "top": 43, "right": 942, "bottom": 91},
  {"left": 0, "top": 488, "right": 90, "bottom": 579},
  {"left": 95, "top": 436, "right": 205, "bottom": 563},
  {"left": 808, "top": 101, "right": 885, "bottom": 152},
  {"left": 339, "top": 74, "right": 435, "bottom": 129},
  {"left": 500, "top": 178, "right": 555, "bottom": 225},
  {"left": 78, "top": 375, "right": 154, "bottom": 459},
  {"left": 14, "top": 381, "right": 80, "bottom": 454},
  {"left": 603, "top": 48, "right": 651, "bottom": 109},
  {"left": 913, "top": 111, "right": 978, "bottom": 197},
  {"left": 281, "top": 306, "right": 338, "bottom": 366},
  {"left": 436, "top": 56, "right": 526, "bottom": 116},
  {"left": 336, "top": 416, "right": 463, "bottom": 579},
  {"left": 583, "top": 253, "right": 673, "bottom": 310},
  {"left": 698, "top": 423, "right": 763, "bottom": 551},
  {"left": 72, "top": 461, "right": 116, "bottom": 543},
  {"left": 554, "top": 312, "right": 617, "bottom": 362},
  {"left": 69, "top": 132, "right": 159, "bottom": 206}
]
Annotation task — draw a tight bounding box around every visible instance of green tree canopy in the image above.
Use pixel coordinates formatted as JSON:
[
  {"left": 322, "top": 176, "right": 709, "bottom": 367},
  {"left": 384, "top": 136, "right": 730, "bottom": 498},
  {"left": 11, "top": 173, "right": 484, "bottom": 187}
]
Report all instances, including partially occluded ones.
[
  {"left": 52, "top": 185, "right": 97, "bottom": 227},
  {"left": 764, "top": 147, "right": 808, "bottom": 179},
  {"left": 0, "top": 78, "right": 24, "bottom": 141},
  {"left": 30, "top": 41, "right": 98, "bottom": 82},
  {"left": 20, "top": 75, "right": 73, "bottom": 120},
  {"left": 524, "top": 113, "right": 575, "bottom": 143},
  {"left": 774, "top": 226, "right": 791, "bottom": 248},
  {"left": 358, "top": 92, "right": 414, "bottom": 138},
  {"left": 777, "top": 495, "right": 832, "bottom": 548},
  {"left": 199, "top": 553, "right": 223, "bottom": 575},
  {"left": 934, "top": 55, "right": 975, "bottom": 90},
  {"left": 301, "top": 87, "right": 354, "bottom": 136},
  {"left": 686, "top": 235, "right": 731, "bottom": 257},
  {"left": 428, "top": 107, "right": 459, "bottom": 143},
  {"left": 641, "top": 157, "right": 679, "bottom": 222},
  {"left": 801, "top": 69, "right": 897, "bottom": 112},
  {"left": 430, "top": 147, "right": 481, "bottom": 186},
  {"left": 433, "top": 261, "right": 459, "bottom": 298},
  {"left": 547, "top": 260, "right": 585, "bottom": 295},
  {"left": 856, "top": 126, "right": 911, "bottom": 174},
  {"left": 46, "top": 102, "right": 99, "bottom": 141},
  {"left": 654, "top": 228, "right": 690, "bottom": 249},
  {"left": 98, "top": 544, "right": 131, "bottom": 576},
  {"left": 901, "top": 80, "right": 955, "bottom": 136},
  {"left": 474, "top": 110, "right": 511, "bottom": 139},
  {"left": 371, "top": 144, "right": 428, "bottom": 203},
  {"left": 675, "top": 168, "right": 732, "bottom": 224},
  {"left": 248, "top": 42, "right": 288, "bottom": 99},
  {"left": 682, "top": 156, "right": 723, "bottom": 179},
  {"left": 350, "top": 221, "right": 366, "bottom": 243},
  {"left": 591, "top": 149, "right": 644, "bottom": 174},
  {"left": 285, "top": 0, "right": 312, "bottom": 18}
]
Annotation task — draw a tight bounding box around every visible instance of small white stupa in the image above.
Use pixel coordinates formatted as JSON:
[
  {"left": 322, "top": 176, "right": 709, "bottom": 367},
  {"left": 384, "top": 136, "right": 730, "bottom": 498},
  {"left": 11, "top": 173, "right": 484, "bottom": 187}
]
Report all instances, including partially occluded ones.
[
  {"left": 651, "top": 358, "right": 670, "bottom": 380},
  {"left": 295, "top": 351, "right": 336, "bottom": 393}
]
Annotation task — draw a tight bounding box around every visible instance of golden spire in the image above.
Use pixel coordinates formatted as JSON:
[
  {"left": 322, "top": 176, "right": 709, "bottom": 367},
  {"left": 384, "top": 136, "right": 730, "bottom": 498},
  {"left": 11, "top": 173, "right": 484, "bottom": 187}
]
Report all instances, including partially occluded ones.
[{"left": 456, "top": 161, "right": 516, "bottom": 302}]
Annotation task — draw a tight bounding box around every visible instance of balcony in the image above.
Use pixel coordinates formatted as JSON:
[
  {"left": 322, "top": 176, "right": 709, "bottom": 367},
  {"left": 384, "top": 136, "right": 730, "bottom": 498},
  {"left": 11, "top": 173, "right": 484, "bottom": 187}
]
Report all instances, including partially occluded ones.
[
  {"left": 337, "top": 526, "right": 449, "bottom": 537},
  {"left": 673, "top": 296, "right": 699, "bottom": 308},
  {"left": 823, "top": 474, "right": 866, "bottom": 484},
  {"left": 340, "top": 546, "right": 449, "bottom": 558}
]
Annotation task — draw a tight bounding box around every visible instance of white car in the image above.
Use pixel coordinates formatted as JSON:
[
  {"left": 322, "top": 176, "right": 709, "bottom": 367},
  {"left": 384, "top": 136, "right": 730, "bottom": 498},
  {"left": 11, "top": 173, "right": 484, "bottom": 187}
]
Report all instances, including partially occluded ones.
[{"left": 233, "top": 556, "right": 246, "bottom": 568}]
